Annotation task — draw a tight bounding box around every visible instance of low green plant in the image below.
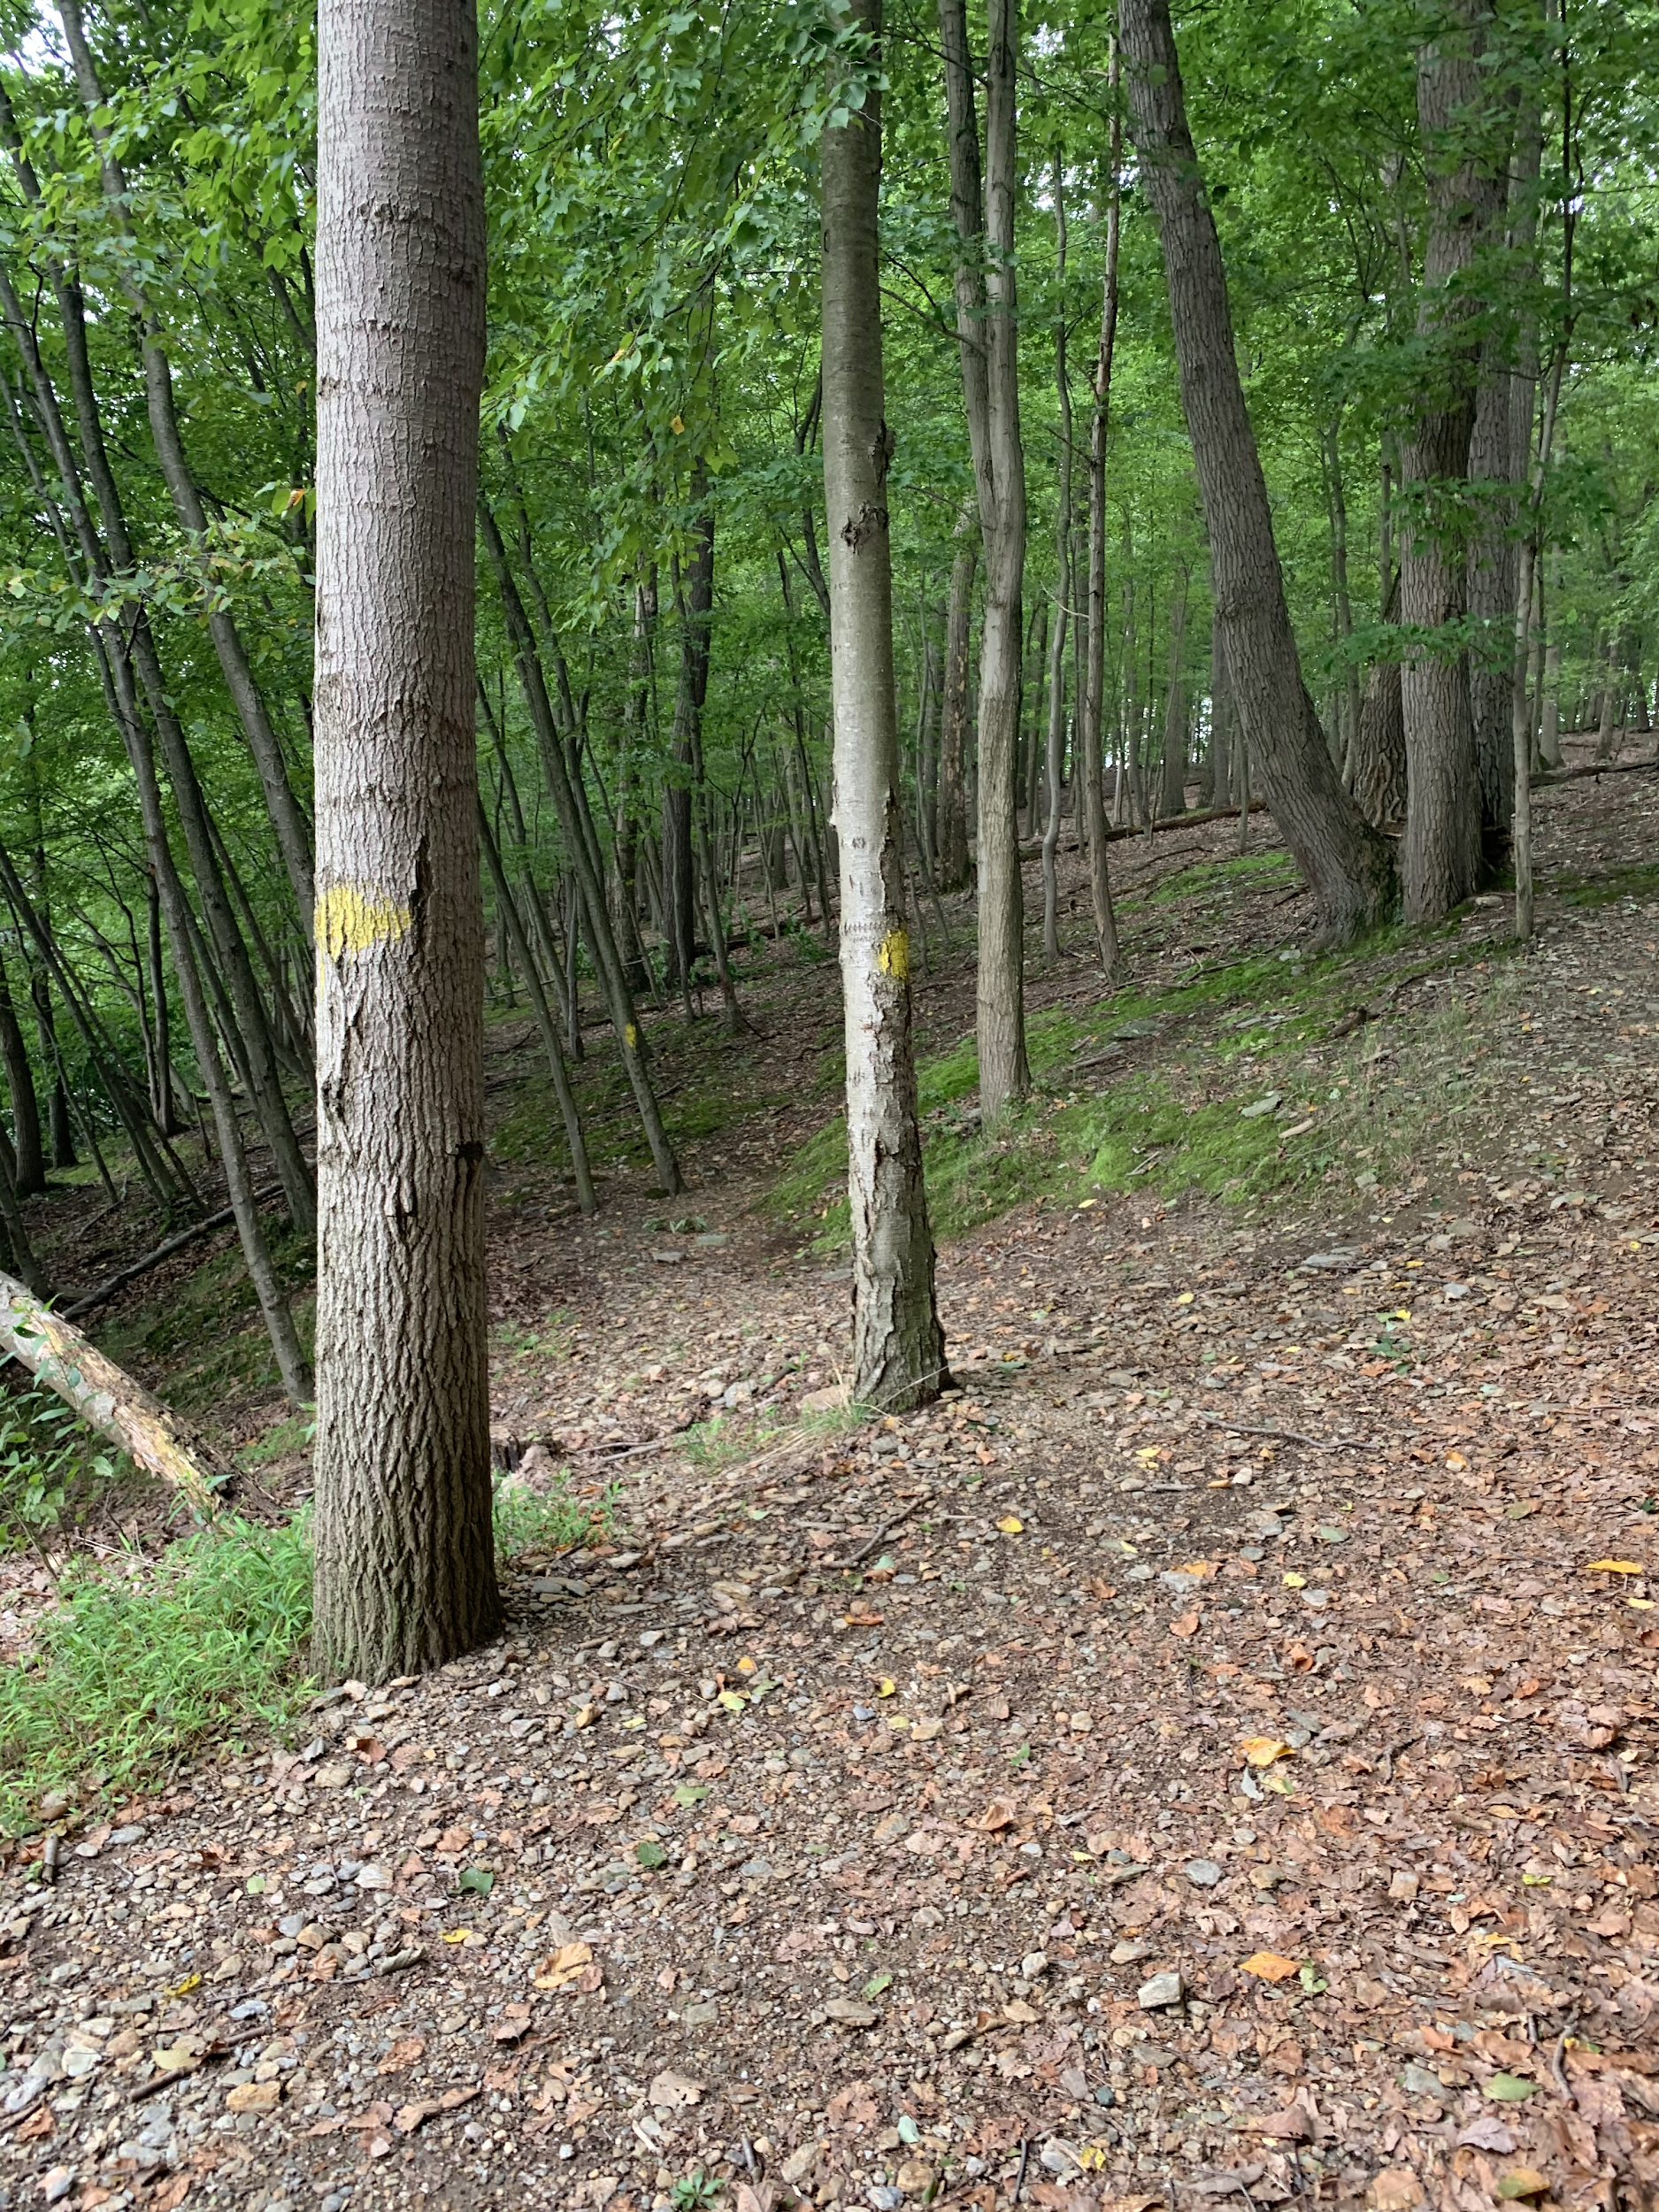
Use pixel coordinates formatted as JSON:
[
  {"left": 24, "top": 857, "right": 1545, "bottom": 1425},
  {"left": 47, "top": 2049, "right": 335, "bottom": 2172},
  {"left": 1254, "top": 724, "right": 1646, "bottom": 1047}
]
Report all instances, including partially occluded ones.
[
  {"left": 0, "top": 1384, "right": 122, "bottom": 1556},
  {"left": 237, "top": 1408, "right": 318, "bottom": 1469},
  {"left": 669, "top": 2174, "right": 723, "bottom": 2212},
  {"left": 0, "top": 1513, "right": 314, "bottom": 1832},
  {"left": 492, "top": 1469, "right": 617, "bottom": 1559}
]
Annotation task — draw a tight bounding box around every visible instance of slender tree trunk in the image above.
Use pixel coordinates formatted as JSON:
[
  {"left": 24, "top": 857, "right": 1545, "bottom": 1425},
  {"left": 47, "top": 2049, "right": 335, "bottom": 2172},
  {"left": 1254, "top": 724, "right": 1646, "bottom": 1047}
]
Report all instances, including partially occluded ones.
[
  {"left": 940, "top": 0, "right": 1029, "bottom": 1116},
  {"left": 822, "top": 0, "right": 946, "bottom": 1411},
  {"left": 479, "top": 499, "right": 683, "bottom": 1193},
  {"left": 934, "top": 504, "right": 977, "bottom": 892},
  {"left": 1210, "top": 618, "right": 1233, "bottom": 809},
  {"left": 0, "top": 963, "right": 44, "bottom": 1198},
  {"left": 56, "top": 0, "right": 318, "bottom": 937},
  {"left": 1119, "top": 0, "right": 1395, "bottom": 938},
  {"left": 1158, "top": 572, "right": 1190, "bottom": 819},
  {"left": 1078, "top": 49, "right": 1124, "bottom": 975},
  {"left": 478, "top": 803, "right": 595, "bottom": 1212},
  {"left": 312, "top": 0, "right": 502, "bottom": 1681}
]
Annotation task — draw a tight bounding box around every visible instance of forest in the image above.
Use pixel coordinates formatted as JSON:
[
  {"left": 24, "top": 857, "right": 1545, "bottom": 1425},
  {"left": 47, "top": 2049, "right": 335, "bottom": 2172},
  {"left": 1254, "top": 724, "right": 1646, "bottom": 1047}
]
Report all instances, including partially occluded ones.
[{"left": 0, "top": 0, "right": 1650, "bottom": 2208}]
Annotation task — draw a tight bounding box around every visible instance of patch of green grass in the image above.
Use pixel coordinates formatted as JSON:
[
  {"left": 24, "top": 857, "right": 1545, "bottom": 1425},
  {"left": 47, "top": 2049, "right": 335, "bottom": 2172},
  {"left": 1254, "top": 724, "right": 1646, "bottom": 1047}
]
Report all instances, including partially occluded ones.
[
  {"left": 1559, "top": 860, "right": 1659, "bottom": 907},
  {"left": 493, "top": 1310, "right": 574, "bottom": 1361},
  {"left": 98, "top": 1228, "right": 317, "bottom": 1412},
  {"left": 1149, "top": 849, "right": 1302, "bottom": 904},
  {"left": 493, "top": 1469, "right": 618, "bottom": 1561},
  {"left": 0, "top": 1514, "right": 315, "bottom": 1832},
  {"left": 0, "top": 1464, "right": 618, "bottom": 1828},
  {"left": 238, "top": 1409, "right": 317, "bottom": 1470}
]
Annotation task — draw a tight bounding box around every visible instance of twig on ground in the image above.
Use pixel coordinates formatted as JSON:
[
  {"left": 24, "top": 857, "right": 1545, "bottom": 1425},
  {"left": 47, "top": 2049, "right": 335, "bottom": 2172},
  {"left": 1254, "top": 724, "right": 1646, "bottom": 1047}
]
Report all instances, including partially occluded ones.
[{"left": 1191, "top": 1412, "right": 1375, "bottom": 1451}]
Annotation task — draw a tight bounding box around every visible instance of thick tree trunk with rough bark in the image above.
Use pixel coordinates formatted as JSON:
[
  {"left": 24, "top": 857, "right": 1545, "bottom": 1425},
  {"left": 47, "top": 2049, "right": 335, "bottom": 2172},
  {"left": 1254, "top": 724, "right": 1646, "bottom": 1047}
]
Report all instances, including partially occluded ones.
[
  {"left": 312, "top": 0, "right": 502, "bottom": 1681},
  {"left": 1119, "top": 0, "right": 1395, "bottom": 940},
  {"left": 821, "top": 0, "right": 946, "bottom": 1413},
  {"left": 1399, "top": 0, "right": 1507, "bottom": 919},
  {"left": 940, "top": 0, "right": 1029, "bottom": 1116},
  {"left": 0, "top": 966, "right": 43, "bottom": 1199}
]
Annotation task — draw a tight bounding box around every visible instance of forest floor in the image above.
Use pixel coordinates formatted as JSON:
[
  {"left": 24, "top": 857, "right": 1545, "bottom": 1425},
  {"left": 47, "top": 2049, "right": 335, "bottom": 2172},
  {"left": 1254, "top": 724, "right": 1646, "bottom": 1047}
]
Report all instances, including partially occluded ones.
[{"left": 0, "top": 745, "right": 1657, "bottom": 2212}]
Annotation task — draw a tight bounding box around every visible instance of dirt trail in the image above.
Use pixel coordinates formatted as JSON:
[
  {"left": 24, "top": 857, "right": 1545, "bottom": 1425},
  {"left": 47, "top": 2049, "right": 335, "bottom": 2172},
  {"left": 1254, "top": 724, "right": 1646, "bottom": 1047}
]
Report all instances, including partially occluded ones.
[{"left": 1, "top": 758, "right": 1656, "bottom": 2212}]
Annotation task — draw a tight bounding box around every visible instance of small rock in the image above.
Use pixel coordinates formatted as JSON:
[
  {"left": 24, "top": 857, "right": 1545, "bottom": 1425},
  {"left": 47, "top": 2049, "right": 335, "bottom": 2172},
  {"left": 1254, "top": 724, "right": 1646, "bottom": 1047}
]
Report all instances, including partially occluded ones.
[
  {"left": 1399, "top": 2064, "right": 1444, "bottom": 2102},
  {"left": 868, "top": 2189, "right": 903, "bottom": 2212},
  {"left": 1019, "top": 1951, "right": 1049, "bottom": 1979},
  {"left": 1184, "top": 1859, "right": 1224, "bottom": 1889},
  {"left": 781, "top": 2143, "right": 822, "bottom": 2187},
  {"left": 41, "top": 2169, "right": 75, "bottom": 2206},
  {"left": 826, "top": 1999, "right": 879, "bottom": 2028},
  {"left": 107, "top": 1825, "right": 144, "bottom": 1847},
  {"left": 801, "top": 1382, "right": 849, "bottom": 1415},
  {"left": 1110, "top": 1939, "right": 1151, "bottom": 1965},
  {"left": 226, "top": 2080, "right": 281, "bottom": 2116},
  {"left": 895, "top": 2160, "right": 936, "bottom": 2197},
  {"left": 314, "top": 1762, "right": 355, "bottom": 1789},
  {"left": 1137, "top": 1971, "right": 1184, "bottom": 2010},
  {"left": 1240, "top": 1092, "right": 1283, "bottom": 1120},
  {"left": 680, "top": 2001, "right": 720, "bottom": 2029}
]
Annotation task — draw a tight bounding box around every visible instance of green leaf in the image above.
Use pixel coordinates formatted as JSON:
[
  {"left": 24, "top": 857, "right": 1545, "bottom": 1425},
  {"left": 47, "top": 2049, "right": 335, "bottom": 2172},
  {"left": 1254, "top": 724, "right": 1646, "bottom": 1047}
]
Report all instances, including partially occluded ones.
[
  {"left": 672, "top": 1782, "right": 710, "bottom": 1808},
  {"left": 457, "top": 1865, "right": 495, "bottom": 1897},
  {"left": 635, "top": 1839, "right": 668, "bottom": 1869},
  {"left": 1298, "top": 1964, "right": 1328, "bottom": 1993},
  {"left": 1486, "top": 2074, "right": 1537, "bottom": 2102},
  {"left": 862, "top": 1971, "right": 892, "bottom": 2000}
]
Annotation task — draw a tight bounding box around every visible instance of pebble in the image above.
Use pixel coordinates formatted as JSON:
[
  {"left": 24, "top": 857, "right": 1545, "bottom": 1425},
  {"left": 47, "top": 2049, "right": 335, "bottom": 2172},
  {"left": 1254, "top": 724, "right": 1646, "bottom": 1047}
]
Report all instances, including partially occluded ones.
[
  {"left": 1137, "top": 1971, "right": 1184, "bottom": 2010},
  {"left": 1184, "top": 1859, "right": 1224, "bottom": 1888}
]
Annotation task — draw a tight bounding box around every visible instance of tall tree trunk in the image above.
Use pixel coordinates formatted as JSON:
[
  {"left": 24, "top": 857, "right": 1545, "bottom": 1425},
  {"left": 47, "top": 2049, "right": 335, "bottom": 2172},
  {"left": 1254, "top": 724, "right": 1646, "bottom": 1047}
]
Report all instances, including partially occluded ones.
[
  {"left": 1158, "top": 572, "right": 1189, "bottom": 819},
  {"left": 312, "top": 0, "right": 502, "bottom": 1680},
  {"left": 934, "top": 504, "right": 977, "bottom": 892},
  {"left": 0, "top": 963, "right": 44, "bottom": 1199},
  {"left": 1078, "top": 46, "right": 1124, "bottom": 975},
  {"left": 1320, "top": 419, "right": 1363, "bottom": 777},
  {"left": 1210, "top": 618, "right": 1233, "bottom": 809},
  {"left": 1041, "top": 164, "right": 1071, "bottom": 967},
  {"left": 479, "top": 500, "right": 683, "bottom": 1194},
  {"left": 1119, "top": 0, "right": 1395, "bottom": 938},
  {"left": 822, "top": 0, "right": 946, "bottom": 1412},
  {"left": 940, "top": 0, "right": 1029, "bottom": 1116},
  {"left": 56, "top": 0, "right": 318, "bottom": 938},
  {"left": 1398, "top": 0, "right": 1507, "bottom": 920},
  {"left": 666, "top": 488, "right": 715, "bottom": 1002}
]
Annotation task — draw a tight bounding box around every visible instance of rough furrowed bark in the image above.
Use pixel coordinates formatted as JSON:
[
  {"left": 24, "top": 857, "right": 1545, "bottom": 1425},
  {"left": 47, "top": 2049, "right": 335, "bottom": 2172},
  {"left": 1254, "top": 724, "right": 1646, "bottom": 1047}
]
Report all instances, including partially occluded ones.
[
  {"left": 1119, "top": 0, "right": 1396, "bottom": 944},
  {"left": 312, "top": 0, "right": 502, "bottom": 1682},
  {"left": 0, "top": 1273, "right": 229, "bottom": 1516},
  {"left": 822, "top": 0, "right": 947, "bottom": 1414}
]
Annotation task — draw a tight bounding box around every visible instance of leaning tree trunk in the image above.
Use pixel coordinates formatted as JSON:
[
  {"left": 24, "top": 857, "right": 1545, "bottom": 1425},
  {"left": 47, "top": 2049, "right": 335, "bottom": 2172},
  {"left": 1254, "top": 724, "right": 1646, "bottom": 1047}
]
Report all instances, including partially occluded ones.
[
  {"left": 1119, "top": 0, "right": 1395, "bottom": 940},
  {"left": 0, "top": 1271, "right": 229, "bottom": 1516},
  {"left": 821, "top": 0, "right": 947, "bottom": 1414},
  {"left": 312, "top": 0, "right": 502, "bottom": 1682},
  {"left": 941, "top": 0, "right": 1029, "bottom": 1117}
]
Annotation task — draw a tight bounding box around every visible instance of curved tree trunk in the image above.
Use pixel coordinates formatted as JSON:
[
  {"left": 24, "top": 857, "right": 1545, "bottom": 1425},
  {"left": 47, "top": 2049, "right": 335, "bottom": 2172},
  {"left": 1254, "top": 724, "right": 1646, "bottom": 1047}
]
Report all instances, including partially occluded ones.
[
  {"left": 312, "top": 0, "right": 502, "bottom": 1681},
  {"left": 1119, "top": 0, "right": 1395, "bottom": 940}
]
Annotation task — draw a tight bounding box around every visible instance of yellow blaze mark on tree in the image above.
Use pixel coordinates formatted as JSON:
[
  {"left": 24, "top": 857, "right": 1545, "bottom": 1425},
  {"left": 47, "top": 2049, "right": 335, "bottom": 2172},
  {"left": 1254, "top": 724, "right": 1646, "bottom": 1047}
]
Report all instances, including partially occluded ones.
[
  {"left": 626, "top": 1024, "right": 638, "bottom": 1049},
  {"left": 877, "top": 927, "right": 909, "bottom": 980},
  {"left": 315, "top": 884, "right": 411, "bottom": 961}
]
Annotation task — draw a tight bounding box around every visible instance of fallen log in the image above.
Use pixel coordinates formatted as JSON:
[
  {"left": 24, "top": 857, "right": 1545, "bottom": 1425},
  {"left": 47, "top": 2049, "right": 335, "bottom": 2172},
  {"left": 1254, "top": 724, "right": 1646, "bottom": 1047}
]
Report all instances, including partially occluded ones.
[
  {"left": 0, "top": 1271, "right": 230, "bottom": 1515},
  {"left": 61, "top": 1185, "right": 281, "bottom": 1322}
]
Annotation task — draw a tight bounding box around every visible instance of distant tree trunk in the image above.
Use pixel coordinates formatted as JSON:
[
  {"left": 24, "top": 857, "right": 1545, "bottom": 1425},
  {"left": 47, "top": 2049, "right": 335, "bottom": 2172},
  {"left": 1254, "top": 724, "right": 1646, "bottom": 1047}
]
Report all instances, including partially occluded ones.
[
  {"left": 1398, "top": 0, "right": 1507, "bottom": 920},
  {"left": 312, "top": 0, "right": 502, "bottom": 1681},
  {"left": 940, "top": 0, "right": 1029, "bottom": 1116},
  {"left": 1120, "top": 0, "right": 1395, "bottom": 939},
  {"left": 1158, "top": 572, "right": 1189, "bottom": 819},
  {"left": 820, "top": 0, "right": 946, "bottom": 1412},
  {"left": 1210, "top": 619, "right": 1233, "bottom": 810},
  {"left": 935, "top": 505, "right": 977, "bottom": 892},
  {"left": 664, "top": 480, "right": 713, "bottom": 1001},
  {"left": 1078, "top": 42, "right": 1124, "bottom": 974},
  {"left": 0, "top": 964, "right": 43, "bottom": 1198},
  {"left": 1320, "top": 419, "right": 1363, "bottom": 778},
  {"left": 1041, "top": 163, "right": 1072, "bottom": 965}
]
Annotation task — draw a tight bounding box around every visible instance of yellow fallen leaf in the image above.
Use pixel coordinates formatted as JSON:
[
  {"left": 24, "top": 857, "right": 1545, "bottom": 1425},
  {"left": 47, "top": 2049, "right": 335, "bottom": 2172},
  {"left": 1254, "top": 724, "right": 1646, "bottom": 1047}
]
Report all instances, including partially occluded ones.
[
  {"left": 1241, "top": 1737, "right": 1292, "bottom": 1768},
  {"left": 1175, "top": 1292, "right": 1194, "bottom": 1306},
  {"left": 533, "top": 1940, "right": 594, "bottom": 1990},
  {"left": 997, "top": 1517, "right": 1023, "bottom": 1534},
  {"left": 1629, "top": 1597, "right": 1655, "bottom": 1611},
  {"left": 736, "top": 1655, "right": 758, "bottom": 1674},
  {"left": 1585, "top": 1559, "right": 1643, "bottom": 1575},
  {"left": 1445, "top": 1451, "right": 1467, "bottom": 1470},
  {"left": 165, "top": 1974, "right": 201, "bottom": 1998},
  {"left": 1179, "top": 1560, "right": 1218, "bottom": 1580},
  {"left": 876, "top": 1677, "right": 896, "bottom": 1697},
  {"left": 717, "top": 1689, "right": 747, "bottom": 1711},
  {"left": 442, "top": 1929, "right": 472, "bottom": 1946},
  {"left": 1282, "top": 1571, "right": 1307, "bottom": 1589},
  {"left": 1240, "top": 1951, "right": 1299, "bottom": 1984}
]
